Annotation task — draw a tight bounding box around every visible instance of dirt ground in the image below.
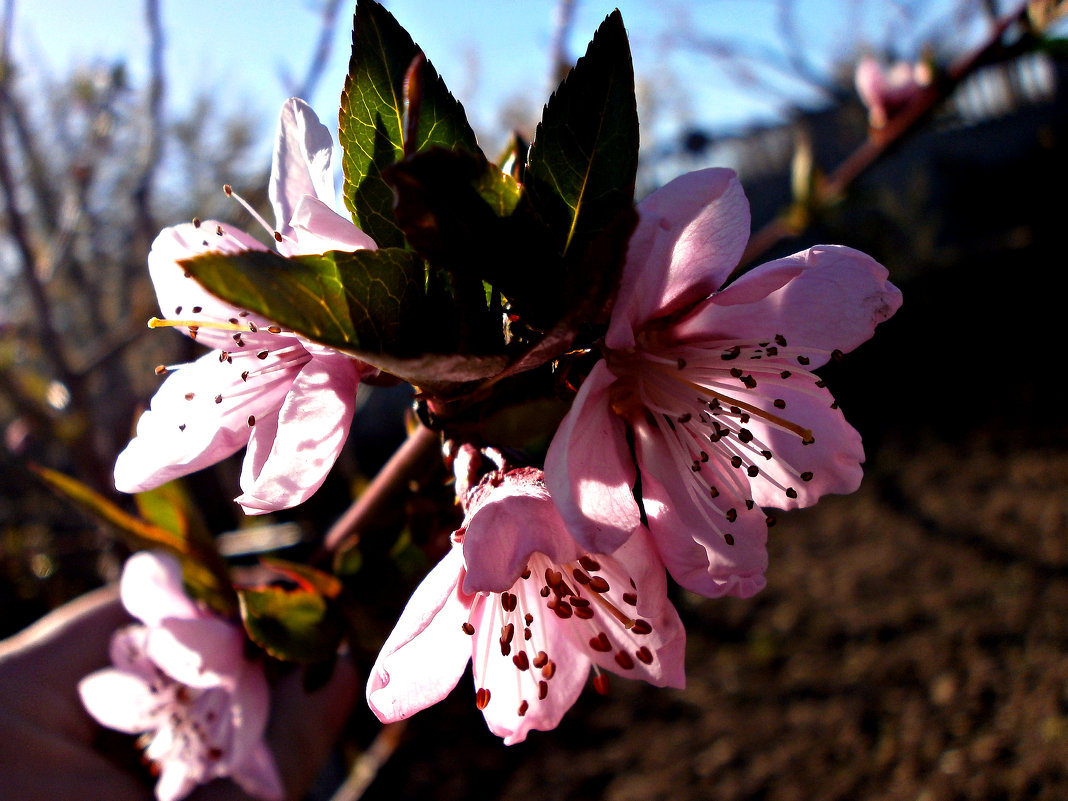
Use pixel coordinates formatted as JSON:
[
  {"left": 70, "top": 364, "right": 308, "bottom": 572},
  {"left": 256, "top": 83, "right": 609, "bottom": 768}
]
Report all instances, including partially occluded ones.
[{"left": 347, "top": 259, "right": 1068, "bottom": 801}]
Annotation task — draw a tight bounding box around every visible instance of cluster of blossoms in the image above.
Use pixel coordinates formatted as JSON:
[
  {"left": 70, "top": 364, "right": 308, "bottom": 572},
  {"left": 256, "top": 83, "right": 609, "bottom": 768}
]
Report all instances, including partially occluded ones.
[
  {"left": 84, "top": 84, "right": 900, "bottom": 796},
  {"left": 79, "top": 552, "right": 283, "bottom": 801}
]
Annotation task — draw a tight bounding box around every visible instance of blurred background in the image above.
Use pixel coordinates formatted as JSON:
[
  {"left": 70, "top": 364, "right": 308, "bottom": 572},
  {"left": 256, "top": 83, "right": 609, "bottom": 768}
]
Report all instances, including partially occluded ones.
[{"left": 2, "top": 1, "right": 1067, "bottom": 799}]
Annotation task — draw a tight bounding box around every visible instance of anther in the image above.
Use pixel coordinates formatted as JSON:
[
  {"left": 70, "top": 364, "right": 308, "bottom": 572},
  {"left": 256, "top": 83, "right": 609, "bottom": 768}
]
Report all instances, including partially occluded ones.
[
  {"left": 461, "top": 622, "right": 475, "bottom": 635},
  {"left": 588, "top": 576, "right": 610, "bottom": 593},
  {"left": 475, "top": 688, "right": 491, "bottom": 710},
  {"left": 631, "top": 619, "right": 652, "bottom": 635},
  {"left": 589, "top": 633, "right": 612, "bottom": 652},
  {"left": 247, "top": 416, "right": 255, "bottom": 427}
]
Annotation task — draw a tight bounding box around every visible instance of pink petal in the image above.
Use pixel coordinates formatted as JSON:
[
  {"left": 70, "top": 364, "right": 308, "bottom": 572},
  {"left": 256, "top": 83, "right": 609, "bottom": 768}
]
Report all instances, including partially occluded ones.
[
  {"left": 120, "top": 551, "right": 201, "bottom": 625},
  {"left": 155, "top": 760, "right": 198, "bottom": 801},
  {"left": 147, "top": 222, "right": 273, "bottom": 352},
  {"left": 225, "top": 662, "right": 274, "bottom": 773},
  {"left": 235, "top": 352, "right": 359, "bottom": 514},
  {"left": 607, "top": 168, "right": 749, "bottom": 348},
  {"left": 461, "top": 473, "right": 583, "bottom": 594},
  {"left": 77, "top": 669, "right": 163, "bottom": 733},
  {"left": 146, "top": 617, "right": 247, "bottom": 689},
  {"left": 544, "top": 361, "right": 641, "bottom": 555},
  {"left": 635, "top": 425, "right": 768, "bottom": 598},
  {"left": 279, "top": 195, "right": 377, "bottom": 257},
  {"left": 230, "top": 741, "right": 285, "bottom": 801},
  {"left": 108, "top": 624, "right": 155, "bottom": 675},
  {"left": 366, "top": 548, "right": 473, "bottom": 723},
  {"left": 720, "top": 372, "right": 866, "bottom": 510},
  {"left": 571, "top": 531, "right": 687, "bottom": 689},
  {"left": 269, "top": 98, "right": 336, "bottom": 234},
  {"left": 114, "top": 348, "right": 298, "bottom": 494},
  {"left": 674, "top": 245, "right": 902, "bottom": 369},
  {"left": 468, "top": 586, "right": 589, "bottom": 745}
]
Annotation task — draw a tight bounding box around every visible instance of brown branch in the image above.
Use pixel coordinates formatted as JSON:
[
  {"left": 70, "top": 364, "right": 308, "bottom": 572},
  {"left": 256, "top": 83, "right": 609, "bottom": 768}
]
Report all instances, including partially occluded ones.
[
  {"left": 316, "top": 424, "right": 441, "bottom": 559},
  {"left": 293, "top": 0, "right": 343, "bottom": 101},
  {"left": 738, "top": 0, "right": 1032, "bottom": 269}
]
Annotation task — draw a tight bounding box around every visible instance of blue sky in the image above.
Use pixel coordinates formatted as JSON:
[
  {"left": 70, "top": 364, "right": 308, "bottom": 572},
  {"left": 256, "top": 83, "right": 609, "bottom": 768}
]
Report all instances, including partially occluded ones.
[{"left": 10, "top": 1, "right": 991, "bottom": 154}]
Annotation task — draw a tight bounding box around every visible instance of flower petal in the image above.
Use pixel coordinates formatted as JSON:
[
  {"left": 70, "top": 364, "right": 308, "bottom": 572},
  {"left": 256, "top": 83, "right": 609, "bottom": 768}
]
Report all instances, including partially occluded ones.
[
  {"left": 570, "top": 530, "right": 687, "bottom": 689},
  {"left": 468, "top": 586, "right": 589, "bottom": 746},
  {"left": 230, "top": 741, "right": 285, "bottom": 801},
  {"left": 225, "top": 661, "right": 274, "bottom": 773},
  {"left": 636, "top": 425, "right": 768, "bottom": 598},
  {"left": 155, "top": 760, "right": 198, "bottom": 801},
  {"left": 720, "top": 371, "right": 866, "bottom": 510},
  {"left": 461, "top": 471, "right": 584, "bottom": 594},
  {"left": 119, "top": 551, "right": 201, "bottom": 625},
  {"left": 77, "top": 669, "right": 163, "bottom": 734},
  {"left": 279, "top": 195, "right": 377, "bottom": 257},
  {"left": 366, "top": 548, "right": 473, "bottom": 723},
  {"left": 269, "top": 98, "right": 336, "bottom": 234},
  {"left": 114, "top": 348, "right": 298, "bottom": 494},
  {"left": 607, "top": 168, "right": 749, "bottom": 348},
  {"left": 674, "top": 245, "right": 902, "bottom": 369},
  {"left": 545, "top": 361, "right": 641, "bottom": 555},
  {"left": 146, "top": 617, "right": 247, "bottom": 689},
  {"left": 147, "top": 221, "right": 273, "bottom": 351},
  {"left": 235, "top": 352, "right": 359, "bottom": 514}
]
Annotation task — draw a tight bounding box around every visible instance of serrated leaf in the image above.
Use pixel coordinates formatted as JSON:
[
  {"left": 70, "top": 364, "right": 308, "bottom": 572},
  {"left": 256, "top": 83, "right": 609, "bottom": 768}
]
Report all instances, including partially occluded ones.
[
  {"left": 338, "top": 0, "right": 479, "bottom": 247},
  {"left": 238, "top": 585, "right": 343, "bottom": 663},
  {"left": 387, "top": 147, "right": 568, "bottom": 330},
  {"left": 31, "top": 466, "right": 235, "bottom": 614},
  {"left": 526, "top": 10, "right": 638, "bottom": 265},
  {"left": 180, "top": 247, "right": 508, "bottom": 390}
]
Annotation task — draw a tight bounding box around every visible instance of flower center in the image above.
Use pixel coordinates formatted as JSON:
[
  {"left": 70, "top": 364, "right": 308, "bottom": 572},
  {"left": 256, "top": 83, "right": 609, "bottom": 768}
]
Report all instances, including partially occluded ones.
[
  {"left": 461, "top": 551, "right": 656, "bottom": 716},
  {"left": 605, "top": 334, "right": 836, "bottom": 532}
]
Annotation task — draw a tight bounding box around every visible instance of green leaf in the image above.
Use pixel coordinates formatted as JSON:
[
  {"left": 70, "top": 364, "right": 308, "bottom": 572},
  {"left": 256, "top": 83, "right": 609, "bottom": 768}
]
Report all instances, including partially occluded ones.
[
  {"left": 180, "top": 247, "right": 508, "bottom": 390},
  {"left": 525, "top": 10, "right": 638, "bottom": 267},
  {"left": 338, "top": 0, "right": 479, "bottom": 248},
  {"left": 134, "top": 480, "right": 213, "bottom": 554},
  {"left": 387, "top": 148, "right": 560, "bottom": 325},
  {"left": 238, "top": 585, "right": 343, "bottom": 663}
]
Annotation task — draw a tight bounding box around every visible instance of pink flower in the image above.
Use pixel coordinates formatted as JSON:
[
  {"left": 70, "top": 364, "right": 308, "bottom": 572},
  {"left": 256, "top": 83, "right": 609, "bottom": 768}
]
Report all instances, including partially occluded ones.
[
  {"left": 114, "top": 98, "right": 377, "bottom": 514},
  {"left": 366, "top": 466, "right": 686, "bottom": 745},
  {"left": 854, "top": 55, "right": 932, "bottom": 129},
  {"left": 546, "top": 168, "right": 902, "bottom": 598},
  {"left": 78, "top": 551, "right": 283, "bottom": 801}
]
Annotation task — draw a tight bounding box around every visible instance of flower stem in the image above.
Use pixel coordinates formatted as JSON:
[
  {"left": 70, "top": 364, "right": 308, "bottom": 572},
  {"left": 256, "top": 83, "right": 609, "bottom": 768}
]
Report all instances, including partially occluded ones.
[{"left": 317, "top": 423, "right": 440, "bottom": 559}]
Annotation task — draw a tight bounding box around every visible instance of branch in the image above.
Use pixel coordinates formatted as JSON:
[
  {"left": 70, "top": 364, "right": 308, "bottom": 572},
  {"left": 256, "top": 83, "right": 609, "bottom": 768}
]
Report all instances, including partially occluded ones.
[
  {"left": 317, "top": 424, "right": 441, "bottom": 558},
  {"left": 291, "top": 0, "right": 344, "bottom": 101},
  {"left": 738, "top": 0, "right": 1033, "bottom": 269}
]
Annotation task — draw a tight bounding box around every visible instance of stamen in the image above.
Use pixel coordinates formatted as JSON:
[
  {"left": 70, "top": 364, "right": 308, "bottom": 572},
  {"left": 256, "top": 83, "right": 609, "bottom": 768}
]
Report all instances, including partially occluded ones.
[
  {"left": 224, "top": 183, "right": 289, "bottom": 244},
  {"left": 148, "top": 317, "right": 246, "bottom": 332}
]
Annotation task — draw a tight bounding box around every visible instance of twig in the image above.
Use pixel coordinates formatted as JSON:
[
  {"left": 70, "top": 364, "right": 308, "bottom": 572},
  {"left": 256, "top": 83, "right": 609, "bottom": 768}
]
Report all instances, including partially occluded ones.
[
  {"left": 293, "top": 0, "right": 343, "bottom": 101},
  {"left": 317, "top": 424, "right": 441, "bottom": 558},
  {"left": 548, "top": 0, "right": 578, "bottom": 89},
  {"left": 327, "top": 722, "right": 407, "bottom": 801},
  {"left": 738, "top": 0, "right": 1032, "bottom": 269}
]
